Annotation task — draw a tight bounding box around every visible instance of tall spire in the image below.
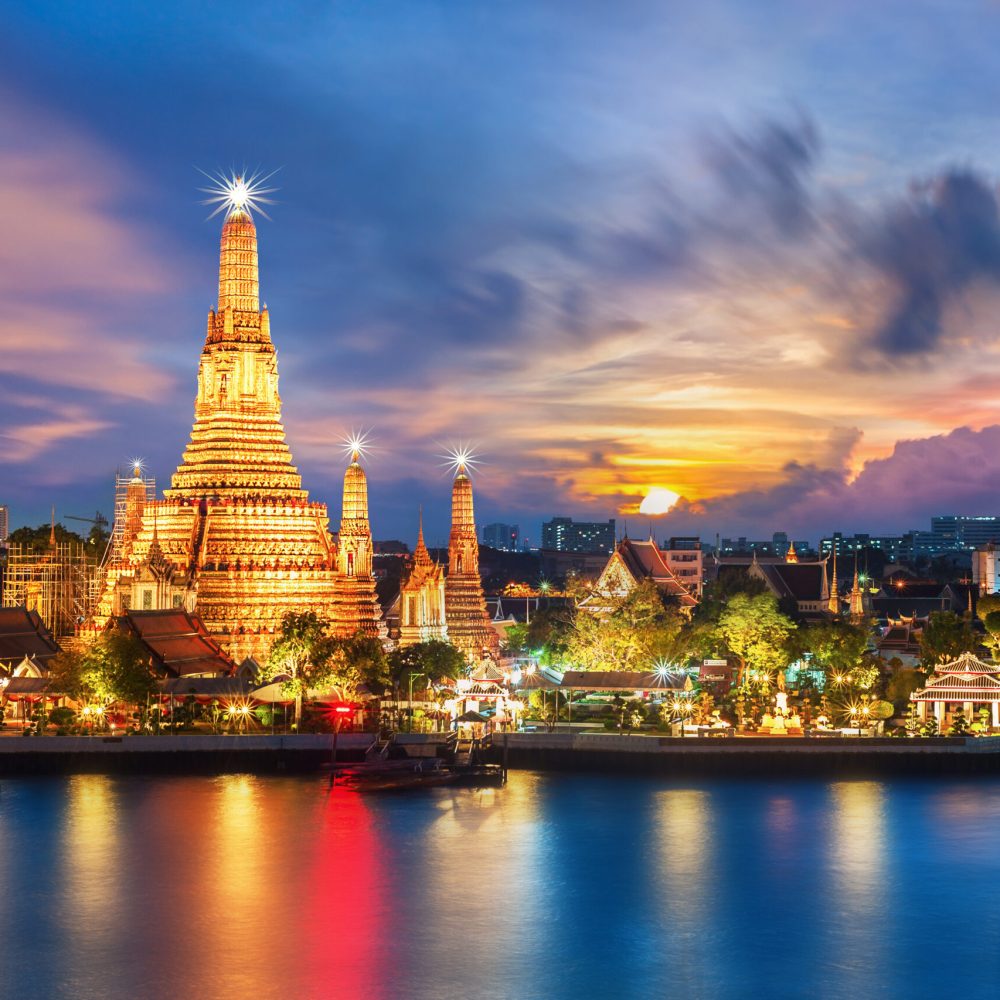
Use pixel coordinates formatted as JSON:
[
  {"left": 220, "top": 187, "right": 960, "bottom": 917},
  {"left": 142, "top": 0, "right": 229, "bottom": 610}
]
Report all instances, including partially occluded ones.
[
  {"left": 414, "top": 506, "right": 431, "bottom": 564},
  {"left": 827, "top": 544, "right": 840, "bottom": 614},
  {"left": 330, "top": 447, "right": 387, "bottom": 640},
  {"left": 337, "top": 451, "right": 372, "bottom": 577},
  {"left": 848, "top": 551, "right": 864, "bottom": 620},
  {"left": 217, "top": 206, "right": 259, "bottom": 313},
  {"left": 49, "top": 506, "right": 56, "bottom": 549},
  {"left": 785, "top": 539, "right": 798, "bottom": 563},
  {"left": 445, "top": 463, "right": 500, "bottom": 663}
]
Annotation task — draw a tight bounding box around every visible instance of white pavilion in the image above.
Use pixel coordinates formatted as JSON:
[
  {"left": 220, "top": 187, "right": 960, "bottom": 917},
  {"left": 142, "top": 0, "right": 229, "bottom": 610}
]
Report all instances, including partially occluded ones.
[{"left": 910, "top": 652, "right": 1000, "bottom": 730}]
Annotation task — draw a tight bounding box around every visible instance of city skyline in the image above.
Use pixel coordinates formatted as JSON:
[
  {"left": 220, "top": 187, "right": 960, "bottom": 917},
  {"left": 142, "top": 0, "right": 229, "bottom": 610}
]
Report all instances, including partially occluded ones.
[{"left": 4, "top": 2, "right": 1000, "bottom": 542}]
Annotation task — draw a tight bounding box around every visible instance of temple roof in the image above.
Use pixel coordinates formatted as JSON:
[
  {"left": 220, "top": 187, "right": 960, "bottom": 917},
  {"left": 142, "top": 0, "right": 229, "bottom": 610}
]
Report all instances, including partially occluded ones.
[
  {"left": 934, "top": 651, "right": 997, "bottom": 675},
  {"left": 114, "top": 610, "right": 235, "bottom": 677},
  {"left": 558, "top": 670, "right": 687, "bottom": 691},
  {"left": 611, "top": 538, "right": 698, "bottom": 608},
  {"left": 0, "top": 607, "right": 61, "bottom": 669},
  {"left": 751, "top": 560, "right": 828, "bottom": 602}
]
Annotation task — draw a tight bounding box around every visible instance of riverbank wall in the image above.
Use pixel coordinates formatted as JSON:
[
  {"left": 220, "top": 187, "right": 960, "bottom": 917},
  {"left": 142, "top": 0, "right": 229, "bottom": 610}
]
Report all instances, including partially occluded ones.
[
  {"left": 0, "top": 733, "right": 373, "bottom": 775},
  {"left": 486, "top": 732, "right": 1000, "bottom": 777}
]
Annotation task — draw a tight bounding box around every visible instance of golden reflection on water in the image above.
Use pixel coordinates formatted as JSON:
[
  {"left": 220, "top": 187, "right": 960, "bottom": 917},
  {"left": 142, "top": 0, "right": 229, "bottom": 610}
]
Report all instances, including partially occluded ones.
[
  {"left": 830, "top": 781, "right": 885, "bottom": 913},
  {"left": 63, "top": 776, "right": 118, "bottom": 927},
  {"left": 657, "top": 788, "right": 711, "bottom": 888},
  {"left": 427, "top": 775, "right": 543, "bottom": 914}
]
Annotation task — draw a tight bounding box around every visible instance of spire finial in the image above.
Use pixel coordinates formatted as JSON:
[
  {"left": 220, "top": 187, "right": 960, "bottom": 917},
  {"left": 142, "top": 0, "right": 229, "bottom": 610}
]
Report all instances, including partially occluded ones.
[{"left": 49, "top": 506, "right": 56, "bottom": 549}]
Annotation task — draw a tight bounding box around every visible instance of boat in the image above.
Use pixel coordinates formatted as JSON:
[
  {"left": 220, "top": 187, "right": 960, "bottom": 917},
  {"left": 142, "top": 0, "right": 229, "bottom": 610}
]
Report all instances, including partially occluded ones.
[{"left": 328, "top": 757, "right": 460, "bottom": 792}]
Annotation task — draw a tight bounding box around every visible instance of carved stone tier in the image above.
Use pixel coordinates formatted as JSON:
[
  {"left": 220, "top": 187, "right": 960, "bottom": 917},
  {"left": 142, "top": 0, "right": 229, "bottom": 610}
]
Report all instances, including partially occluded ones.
[
  {"left": 444, "top": 469, "right": 500, "bottom": 663},
  {"left": 92, "top": 205, "right": 383, "bottom": 660}
]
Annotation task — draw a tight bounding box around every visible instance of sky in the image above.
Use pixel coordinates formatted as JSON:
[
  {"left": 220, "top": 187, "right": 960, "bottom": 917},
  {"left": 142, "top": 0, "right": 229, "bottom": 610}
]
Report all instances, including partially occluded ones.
[{"left": 3, "top": 0, "right": 1000, "bottom": 547}]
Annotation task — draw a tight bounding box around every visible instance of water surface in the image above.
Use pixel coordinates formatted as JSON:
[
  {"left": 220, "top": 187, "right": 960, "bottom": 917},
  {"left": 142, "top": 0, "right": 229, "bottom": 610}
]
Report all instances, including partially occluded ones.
[{"left": 1, "top": 772, "right": 998, "bottom": 999}]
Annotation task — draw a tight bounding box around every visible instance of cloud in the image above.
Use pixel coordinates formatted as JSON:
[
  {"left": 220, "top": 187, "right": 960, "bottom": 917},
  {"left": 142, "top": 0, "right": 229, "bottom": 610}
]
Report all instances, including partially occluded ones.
[
  {"left": 856, "top": 170, "right": 1000, "bottom": 356},
  {"left": 0, "top": 91, "right": 180, "bottom": 399},
  {"left": 659, "top": 424, "right": 1000, "bottom": 538}
]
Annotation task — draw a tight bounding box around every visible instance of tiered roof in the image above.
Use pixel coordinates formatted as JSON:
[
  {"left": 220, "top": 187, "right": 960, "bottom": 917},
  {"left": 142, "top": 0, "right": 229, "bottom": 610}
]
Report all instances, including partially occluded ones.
[
  {"left": 114, "top": 609, "right": 235, "bottom": 677},
  {"left": 0, "top": 607, "right": 61, "bottom": 671},
  {"left": 911, "top": 652, "right": 1000, "bottom": 702}
]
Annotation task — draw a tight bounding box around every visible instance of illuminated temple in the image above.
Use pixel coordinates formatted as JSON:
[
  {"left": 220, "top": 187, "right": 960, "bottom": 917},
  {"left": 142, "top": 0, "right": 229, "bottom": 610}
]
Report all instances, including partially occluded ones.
[
  {"left": 92, "top": 188, "right": 384, "bottom": 661},
  {"left": 444, "top": 463, "right": 501, "bottom": 663}
]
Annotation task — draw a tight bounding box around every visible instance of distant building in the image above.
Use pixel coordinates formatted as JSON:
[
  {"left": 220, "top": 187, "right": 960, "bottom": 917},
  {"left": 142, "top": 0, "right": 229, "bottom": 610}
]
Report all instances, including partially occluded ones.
[
  {"left": 931, "top": 515, "right": 1000, "bottom": 550},
  {"left": 719, "top": 533, "right": 811, "bottom": 558},
  {"left": 973, "top": 543, "right": 1000, "bottom": 595},
  {"left": 482, "top": 522, "right": 520, "bottom": 551},
  {"left": 541, "top": 517, "right": 615, "bottom": 554},
  {"left": 660, "top": 536, "right": 704, "bottom": 598},
  {"left": 820, "top": 532, "right": 904, "bottom": 562},
  {"left": 0, "top": 504, "right": 8, "bottom": 550}
]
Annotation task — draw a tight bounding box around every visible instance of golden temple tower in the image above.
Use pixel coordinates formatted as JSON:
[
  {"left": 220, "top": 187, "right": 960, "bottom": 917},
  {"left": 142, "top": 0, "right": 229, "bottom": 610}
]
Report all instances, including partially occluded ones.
[
  {"left": 444, "top": 463, "right": 500, "bottom": 663},
  {"left": 92, "top": 180, "right": 351, "bottom": 662},
  {"left": 329, "top": 449, "right": 387, "bottom": 641},
  {"left": 399, "top": 511, "right": 448, "bottom": 646},
  {"left": 827, "top": 546, "right": 840, "bottom": 615}
]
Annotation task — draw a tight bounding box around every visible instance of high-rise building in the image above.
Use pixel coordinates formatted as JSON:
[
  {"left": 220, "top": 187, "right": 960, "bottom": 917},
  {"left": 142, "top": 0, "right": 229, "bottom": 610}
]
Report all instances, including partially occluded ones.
[
  {"left": 0, "top": 504, "right": 8, "bottom": 550},
  {"left": 90, "top": 183, "right": 384, "bottom": 662},
  {"left": 931, "top": 516, "right": 1000, "bottom": 550},
  {"left": 541, "top": 517, "right": 615, "bottom": 554},
  {"left": 482, "top": 522, "right": 519, "bottom": 551}
]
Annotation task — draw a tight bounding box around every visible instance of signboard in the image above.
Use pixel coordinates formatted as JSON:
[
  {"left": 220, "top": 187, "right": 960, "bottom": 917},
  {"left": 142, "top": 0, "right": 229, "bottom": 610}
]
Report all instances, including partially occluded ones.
[{"left": 700, "top": 659, "right": 734, "bottom": 684}]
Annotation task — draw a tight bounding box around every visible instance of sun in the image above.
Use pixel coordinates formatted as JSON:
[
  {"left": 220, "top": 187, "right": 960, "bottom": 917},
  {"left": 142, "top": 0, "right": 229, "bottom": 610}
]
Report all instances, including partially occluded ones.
[{"left": 639, "top": 487, "right": 681, "bottom": 515}]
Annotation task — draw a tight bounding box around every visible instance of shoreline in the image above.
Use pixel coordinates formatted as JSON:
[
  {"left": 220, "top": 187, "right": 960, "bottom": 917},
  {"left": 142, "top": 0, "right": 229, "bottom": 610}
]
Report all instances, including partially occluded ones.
[{"left": 1, "top": 731, "right": 1000, "bottom": 777}]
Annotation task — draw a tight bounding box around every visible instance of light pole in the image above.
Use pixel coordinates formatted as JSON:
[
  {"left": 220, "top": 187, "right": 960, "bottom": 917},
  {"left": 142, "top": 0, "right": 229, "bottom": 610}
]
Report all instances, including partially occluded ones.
[{"left": 408, "top": 672, "right": 426, "bottom": 733}]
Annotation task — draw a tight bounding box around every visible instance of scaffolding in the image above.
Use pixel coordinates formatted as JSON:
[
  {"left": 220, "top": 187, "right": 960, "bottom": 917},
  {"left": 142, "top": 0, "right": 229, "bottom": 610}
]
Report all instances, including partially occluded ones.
[
  {"left": 102, "top": 466, "right": 156, "bottom": 570},
  {"left": 2, "top": 540, "right": 100, "bottom": 639}
]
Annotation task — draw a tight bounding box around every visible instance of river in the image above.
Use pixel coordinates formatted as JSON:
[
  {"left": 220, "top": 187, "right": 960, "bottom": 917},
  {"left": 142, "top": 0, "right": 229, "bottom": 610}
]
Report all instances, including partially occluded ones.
[{"left": 1, "top": 772, "right": 998, "bottom": 999}]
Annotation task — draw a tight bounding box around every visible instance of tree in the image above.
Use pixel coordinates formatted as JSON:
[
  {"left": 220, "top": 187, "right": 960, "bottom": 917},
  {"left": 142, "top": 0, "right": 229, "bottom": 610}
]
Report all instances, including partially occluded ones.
[
  {"left": 800, "top": 619, "right": 869, "bottom": 683},
  {"left": 262, "top": 612, "right": 338, "bottom": 726},
  {"left": 885, "top": 668, "right": 925, "bottom": 710},
  {"left": 982, "top": 611, "right": 1000, "bottom": 657},
  {"left": 7, "top": 522, "right": 85, "bottom": 552},
  {"left": 949, "top": 708, "right": 969, "bottom": 736},
  {"left": 388, "top": 640, "right": 466, "bottom": 690},
  {"left": 331, "top": 633, "right": 390, "bottom": 699},
  {"left": 919, "top": 611, "right": 978, "bottom": 671},
  {"left": 48, "top": 633, "right": 156, "bottom": 714},
  {"left": 715, "top": 593, "right": 796, "bottom": 688},
  {"left": 564, "top": 580, "right": 686, "bottom": 671}
]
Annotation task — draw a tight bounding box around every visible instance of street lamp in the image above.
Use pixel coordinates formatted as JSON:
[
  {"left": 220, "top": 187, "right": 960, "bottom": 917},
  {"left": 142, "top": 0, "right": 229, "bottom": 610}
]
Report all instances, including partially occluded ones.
[{"left": 408, "top": 672, "right": 427, "bottom": 733}]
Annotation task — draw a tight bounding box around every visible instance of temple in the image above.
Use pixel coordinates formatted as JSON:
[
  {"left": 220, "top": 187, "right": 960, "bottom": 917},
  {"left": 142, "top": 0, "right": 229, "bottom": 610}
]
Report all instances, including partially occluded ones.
[
  {"left": 91, "top": 183, "right": 382, "bottom": 661},
  {"left": 444, "top": 463, "right": 501, "bottom": 664},
  {"left": 580, "top": 536, "right": 699, "bottom": 615},
  {"left": 329, "top": 449, "right": 388, "bottom": 641},
  {"left": 398, "top": 512, "right": 448, "bottom": 646}
]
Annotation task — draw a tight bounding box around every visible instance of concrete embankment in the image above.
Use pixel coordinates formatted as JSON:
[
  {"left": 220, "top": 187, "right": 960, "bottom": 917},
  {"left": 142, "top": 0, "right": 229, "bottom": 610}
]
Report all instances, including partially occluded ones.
[
  {"left": 0, "top": 733, "right": 374, "bottom": 775},
  {"left": 487, "top": 732, "right": 1000, "bottom": 777}
]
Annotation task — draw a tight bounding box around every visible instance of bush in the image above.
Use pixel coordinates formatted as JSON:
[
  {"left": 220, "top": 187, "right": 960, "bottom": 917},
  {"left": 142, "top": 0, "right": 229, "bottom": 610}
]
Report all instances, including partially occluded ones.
[{"left": 48, "top": 706, "right": 75, "bottom": 727}]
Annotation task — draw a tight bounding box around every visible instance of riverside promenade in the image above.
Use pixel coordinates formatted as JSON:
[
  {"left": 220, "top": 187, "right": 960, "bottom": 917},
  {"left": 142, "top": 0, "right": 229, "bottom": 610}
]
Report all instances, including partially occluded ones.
[
  {"left": 3, "top": 731, "right": 1000, "bottom": 777},
  {"left": 486, "top": 731, "right": 1000, "bottom": 777},
  {"left": 0, "top": 733, "right": 374, "bottom": 775}
]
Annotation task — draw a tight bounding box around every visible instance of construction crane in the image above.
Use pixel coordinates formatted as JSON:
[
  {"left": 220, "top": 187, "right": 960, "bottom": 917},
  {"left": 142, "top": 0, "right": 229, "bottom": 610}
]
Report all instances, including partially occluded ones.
[{"left": 65, "top": 512, "right": 112, "bottom": 562}]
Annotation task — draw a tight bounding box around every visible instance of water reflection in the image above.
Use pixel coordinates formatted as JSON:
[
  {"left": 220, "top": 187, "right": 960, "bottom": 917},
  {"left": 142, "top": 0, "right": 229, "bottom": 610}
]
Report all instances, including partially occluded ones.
[
  {"left": 300, "top": 787, "right": 385, "bottom": 999},
  {"left": 822, "top": 781, "right": 887, "bottom": 998},
  {"left": 62, "top": 776, "right": 119, "bottom": 948},
  {"left": 654, "top": 789, "right": 714, "bottom": 988},
  {"left": 2, "top": 774, "right": 1000, "bottom": 999}
]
